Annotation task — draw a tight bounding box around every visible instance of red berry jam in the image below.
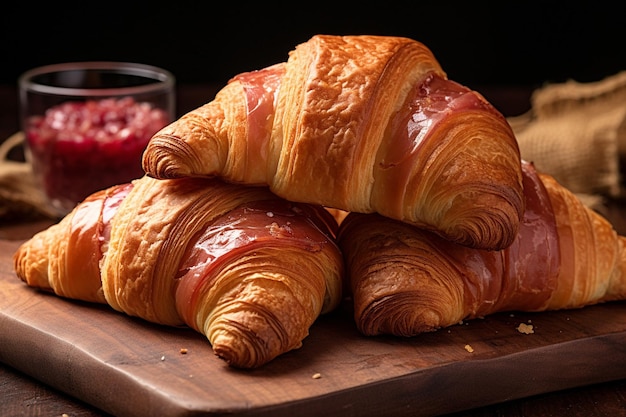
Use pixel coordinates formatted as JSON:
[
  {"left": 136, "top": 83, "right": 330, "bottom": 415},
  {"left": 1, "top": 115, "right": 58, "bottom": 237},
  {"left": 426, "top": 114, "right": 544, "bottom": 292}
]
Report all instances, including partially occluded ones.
[{"left": 25, "top": 97, "right": 171, "bottom": 216}]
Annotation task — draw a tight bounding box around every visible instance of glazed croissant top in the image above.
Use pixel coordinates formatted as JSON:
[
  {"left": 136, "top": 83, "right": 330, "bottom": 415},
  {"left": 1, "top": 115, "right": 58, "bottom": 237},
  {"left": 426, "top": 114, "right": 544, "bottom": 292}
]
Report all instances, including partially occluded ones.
[{"left": 142, "top": 34, "right": 524, "bottom": 251}]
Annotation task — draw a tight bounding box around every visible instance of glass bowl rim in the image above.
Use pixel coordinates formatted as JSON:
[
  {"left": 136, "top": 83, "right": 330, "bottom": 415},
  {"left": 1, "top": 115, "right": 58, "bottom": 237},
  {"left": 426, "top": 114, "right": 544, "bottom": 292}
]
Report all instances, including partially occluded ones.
[{"left": 19, "top": 61, "right": 175, "bottom": 97}]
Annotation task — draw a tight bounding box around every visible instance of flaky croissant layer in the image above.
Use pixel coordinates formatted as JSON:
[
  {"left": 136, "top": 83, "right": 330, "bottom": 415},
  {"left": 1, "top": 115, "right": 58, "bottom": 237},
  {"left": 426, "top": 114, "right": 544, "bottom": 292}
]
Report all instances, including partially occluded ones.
[
  {"left": 13, "top": 176, "right": 344, "bottom": 368},
  {"left": 142, "top": 34, "right": 524, "bottom": 251},
  {"left": 337, "top": 161, "right": 626, "bottom": 337}
]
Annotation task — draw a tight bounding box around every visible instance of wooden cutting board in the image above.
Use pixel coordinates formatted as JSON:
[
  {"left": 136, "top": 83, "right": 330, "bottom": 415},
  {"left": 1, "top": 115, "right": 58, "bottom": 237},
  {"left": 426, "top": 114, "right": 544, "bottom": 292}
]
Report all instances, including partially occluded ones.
[{"left": 1, "top": 238, "right": 626, "bottom": 417}]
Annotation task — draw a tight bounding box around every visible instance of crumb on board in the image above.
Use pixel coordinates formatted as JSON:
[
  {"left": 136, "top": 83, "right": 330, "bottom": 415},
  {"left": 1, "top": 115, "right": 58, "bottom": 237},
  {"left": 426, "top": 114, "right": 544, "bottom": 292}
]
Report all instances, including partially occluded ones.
[
  {"left": 180, "top": 348, "right": 188, "bottom": 354},
  {"left": 517, "top": 323, "right": 534, "bottom": 334},
  {"left": 161, "top": 355, "right": 166, "bottom": 361},
  {"left": 464, "top": 344, "right": 474, "bottom": 353},
  {"left": 312, "top": 373, "right": 322, "bottom": 379}
]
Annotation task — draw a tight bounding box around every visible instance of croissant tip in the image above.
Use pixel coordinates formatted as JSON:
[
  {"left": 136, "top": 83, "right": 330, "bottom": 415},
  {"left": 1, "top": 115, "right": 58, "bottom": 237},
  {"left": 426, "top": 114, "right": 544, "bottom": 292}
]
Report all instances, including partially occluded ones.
[
  {"left": 209, "top": 324, "right": 293, "bottom": 369},
  {"left": 142, "top": 134, "right": 198, "bottom": 179},
  {"left": 212, "top": 344, "right": 262, "bottom": 369}
]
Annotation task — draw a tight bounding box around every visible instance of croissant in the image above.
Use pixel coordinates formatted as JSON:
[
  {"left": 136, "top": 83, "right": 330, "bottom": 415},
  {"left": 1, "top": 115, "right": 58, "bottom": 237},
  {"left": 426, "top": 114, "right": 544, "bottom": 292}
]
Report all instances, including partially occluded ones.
[
  {"left": 337, "top": 160, "right": 626, "bottom": 336},
  {"left": 13, "top": 176, "right": 344, "bottom": 368},
  {"left": 142, "top": 34, "right": 524, "bottom": 251}
]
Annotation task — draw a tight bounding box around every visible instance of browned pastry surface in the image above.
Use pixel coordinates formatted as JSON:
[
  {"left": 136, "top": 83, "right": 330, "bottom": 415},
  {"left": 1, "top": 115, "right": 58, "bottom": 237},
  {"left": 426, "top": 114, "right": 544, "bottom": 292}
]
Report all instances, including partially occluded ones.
[
  {"left": 13, "top": 176, "right": 344, "bottom": 368},
  {"left": 142, "top": 35, "right": 524, "bottom": 251},
  {"left": 337, "top": 161, "right": 626, "bottom": 336}
]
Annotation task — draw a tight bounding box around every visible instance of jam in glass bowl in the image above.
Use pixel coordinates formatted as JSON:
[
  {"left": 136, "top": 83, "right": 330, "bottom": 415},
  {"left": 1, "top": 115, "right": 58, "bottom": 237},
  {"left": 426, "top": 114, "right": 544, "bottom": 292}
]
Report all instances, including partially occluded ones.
[{"left": 19, "top": 62, "right": 175, "bottom": 217}]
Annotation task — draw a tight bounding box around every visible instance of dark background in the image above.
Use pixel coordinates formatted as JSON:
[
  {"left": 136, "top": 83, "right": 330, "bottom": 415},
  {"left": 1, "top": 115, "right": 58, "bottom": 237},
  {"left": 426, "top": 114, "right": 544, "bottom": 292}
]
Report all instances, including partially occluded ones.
[{"left": 1, "top": 2, "right": 624, "bottom": 105}]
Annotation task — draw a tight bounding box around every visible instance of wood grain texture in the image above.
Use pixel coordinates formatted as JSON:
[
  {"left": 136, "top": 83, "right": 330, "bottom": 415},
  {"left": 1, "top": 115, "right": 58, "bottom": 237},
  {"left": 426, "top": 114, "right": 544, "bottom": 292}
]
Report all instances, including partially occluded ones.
[
  {"left": 0, "top": 362, "right": 109, "bottom": 417},
  {"left": 1, "top": 238, "right": 626, "bottom": 417}
]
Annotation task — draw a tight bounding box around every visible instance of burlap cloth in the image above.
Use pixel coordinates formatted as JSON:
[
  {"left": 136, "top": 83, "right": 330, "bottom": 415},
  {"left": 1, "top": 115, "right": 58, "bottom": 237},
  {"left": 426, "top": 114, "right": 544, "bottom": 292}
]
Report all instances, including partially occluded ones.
[
  {"left": 2, "top": 71, "right": 625, "bottom": 222},
  {"left": 509, "top": 71, "right": 626, "bottom": 209},
  {"left": 0, "top": 132, "right": 58, "bottom": 221}
]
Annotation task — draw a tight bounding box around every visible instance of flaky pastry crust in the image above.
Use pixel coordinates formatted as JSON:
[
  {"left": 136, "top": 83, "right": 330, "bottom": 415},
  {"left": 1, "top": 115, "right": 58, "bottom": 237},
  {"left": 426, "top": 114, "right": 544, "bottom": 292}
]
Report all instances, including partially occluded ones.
[
  {"left": 337, "top": 161, "right": 626, "bottom": 336},
  {"left": 14, "top": 176, "right": 344, "bottom": 368},
  {"left": 142, "top": 35, "right": 524, "bottom": 250}
]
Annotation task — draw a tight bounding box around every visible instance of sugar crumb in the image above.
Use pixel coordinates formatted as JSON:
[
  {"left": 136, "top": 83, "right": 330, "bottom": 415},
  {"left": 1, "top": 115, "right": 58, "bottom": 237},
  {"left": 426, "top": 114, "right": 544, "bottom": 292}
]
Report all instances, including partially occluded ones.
[
  {"left": 312, "top": 373, "right": 322, "bottom": 379},
  {"left": 517, "top": 323, "right": 534, "bottom": 334}
]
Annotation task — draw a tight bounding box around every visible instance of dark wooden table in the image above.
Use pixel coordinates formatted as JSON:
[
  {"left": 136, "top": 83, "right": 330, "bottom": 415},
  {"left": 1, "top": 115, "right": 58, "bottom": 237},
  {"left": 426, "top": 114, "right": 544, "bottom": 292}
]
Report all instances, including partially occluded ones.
[{"left": 2, "top": 84, "right": 626, "bottom": 417}]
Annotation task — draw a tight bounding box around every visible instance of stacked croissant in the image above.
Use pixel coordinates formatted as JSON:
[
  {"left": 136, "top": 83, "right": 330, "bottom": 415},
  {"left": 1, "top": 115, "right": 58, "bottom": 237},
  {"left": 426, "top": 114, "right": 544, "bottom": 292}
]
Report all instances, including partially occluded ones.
[{"left": 13, "top": 35, "right": 626, "bottom": 368}]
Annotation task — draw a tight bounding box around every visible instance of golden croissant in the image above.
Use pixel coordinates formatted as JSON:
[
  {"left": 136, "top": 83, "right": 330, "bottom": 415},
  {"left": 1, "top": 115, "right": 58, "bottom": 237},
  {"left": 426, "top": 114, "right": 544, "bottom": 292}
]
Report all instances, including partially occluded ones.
[
  {"left": 337, "top": 160, "right": 626, "bottom": 337},
  {"left": 13, "top": 176, "right": 344, "bottom": 368},
  {"left": 142, "top": 34, "right": 524, "bottom": 251}
]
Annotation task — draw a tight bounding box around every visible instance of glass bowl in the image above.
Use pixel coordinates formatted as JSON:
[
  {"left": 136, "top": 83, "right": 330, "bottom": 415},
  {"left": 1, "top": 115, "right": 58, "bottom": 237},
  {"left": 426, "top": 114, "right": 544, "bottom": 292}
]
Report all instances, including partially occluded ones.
[{"left": 19, "top": 61, "right": 176, "bottom": 217}]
